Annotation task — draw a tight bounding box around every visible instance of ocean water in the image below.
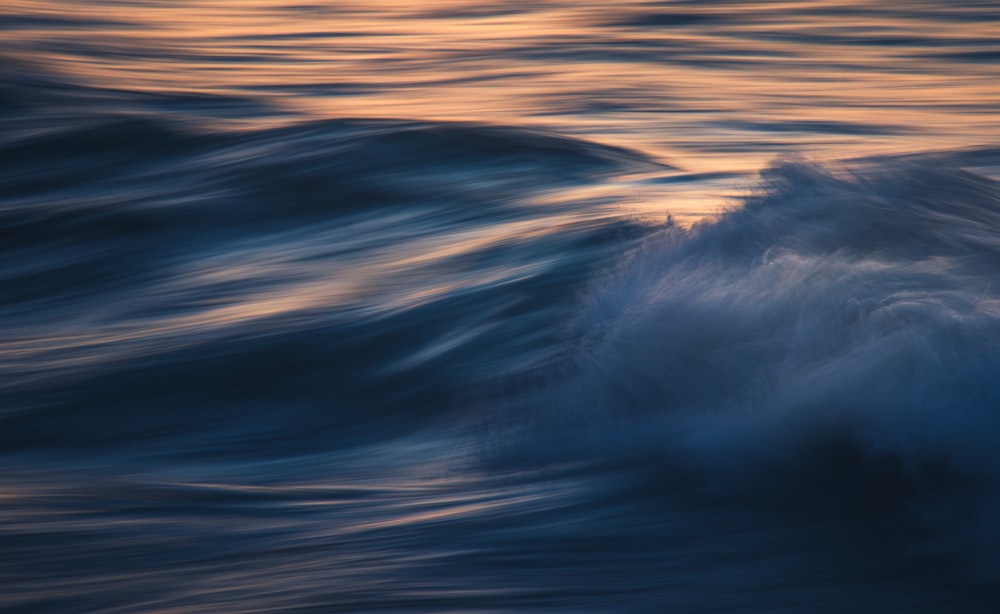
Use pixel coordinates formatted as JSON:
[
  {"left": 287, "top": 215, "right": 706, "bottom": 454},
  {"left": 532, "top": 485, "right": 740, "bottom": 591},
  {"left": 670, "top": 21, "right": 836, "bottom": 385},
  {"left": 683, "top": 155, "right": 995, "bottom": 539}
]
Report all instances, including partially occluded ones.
[{"left": 3, "top": 0, "right": 1000, "bottom": 611}]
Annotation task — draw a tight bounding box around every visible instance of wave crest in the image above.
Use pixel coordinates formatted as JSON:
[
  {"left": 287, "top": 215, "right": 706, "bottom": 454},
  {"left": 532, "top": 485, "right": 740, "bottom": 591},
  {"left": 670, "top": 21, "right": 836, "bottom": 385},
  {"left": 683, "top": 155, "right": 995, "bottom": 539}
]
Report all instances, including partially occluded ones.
[{"left": 501, "top": 160, "right": 1000, "bottom": 578}]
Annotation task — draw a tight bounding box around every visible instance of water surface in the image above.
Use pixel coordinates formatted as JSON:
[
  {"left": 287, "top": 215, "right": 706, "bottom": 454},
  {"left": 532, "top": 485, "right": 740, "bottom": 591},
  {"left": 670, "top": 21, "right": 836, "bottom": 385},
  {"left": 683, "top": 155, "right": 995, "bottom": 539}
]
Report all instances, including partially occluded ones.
[{"left": 3, "top": 1, "right": 1000, "bottom": 611}]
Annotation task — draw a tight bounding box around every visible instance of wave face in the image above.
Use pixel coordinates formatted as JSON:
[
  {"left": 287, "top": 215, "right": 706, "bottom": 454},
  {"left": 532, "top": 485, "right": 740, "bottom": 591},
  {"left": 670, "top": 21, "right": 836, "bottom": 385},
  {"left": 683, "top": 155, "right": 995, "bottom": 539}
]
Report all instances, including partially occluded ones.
[{"left": 0, "top": 107, "right": 658, "bottom": 456}]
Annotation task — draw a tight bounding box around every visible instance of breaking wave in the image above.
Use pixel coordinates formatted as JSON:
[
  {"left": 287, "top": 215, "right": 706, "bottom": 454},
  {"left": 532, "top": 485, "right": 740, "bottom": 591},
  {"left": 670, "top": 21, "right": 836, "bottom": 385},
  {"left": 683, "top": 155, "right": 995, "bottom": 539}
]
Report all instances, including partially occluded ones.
[{"left": 501, "top": 160, "right": 1000, "bottom": 579}]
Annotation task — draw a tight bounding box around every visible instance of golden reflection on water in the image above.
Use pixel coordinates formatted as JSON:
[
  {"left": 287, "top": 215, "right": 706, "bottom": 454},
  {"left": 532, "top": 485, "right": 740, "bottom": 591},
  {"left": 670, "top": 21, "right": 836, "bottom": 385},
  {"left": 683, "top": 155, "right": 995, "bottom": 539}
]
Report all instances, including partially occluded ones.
[
  {"left": 5, "top": 0, "right": 998, "bottom": 175},
  {"left": 4, "top": 0, "right": 1000, "bottom": 371}
]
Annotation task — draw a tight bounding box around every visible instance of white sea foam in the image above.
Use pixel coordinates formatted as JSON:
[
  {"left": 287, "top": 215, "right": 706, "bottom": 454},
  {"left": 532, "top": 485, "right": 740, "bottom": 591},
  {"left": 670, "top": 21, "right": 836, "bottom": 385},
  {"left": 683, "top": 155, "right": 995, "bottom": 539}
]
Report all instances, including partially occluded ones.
[{"left": 508, "top": 160, "right": 1000, "bottom": 577}]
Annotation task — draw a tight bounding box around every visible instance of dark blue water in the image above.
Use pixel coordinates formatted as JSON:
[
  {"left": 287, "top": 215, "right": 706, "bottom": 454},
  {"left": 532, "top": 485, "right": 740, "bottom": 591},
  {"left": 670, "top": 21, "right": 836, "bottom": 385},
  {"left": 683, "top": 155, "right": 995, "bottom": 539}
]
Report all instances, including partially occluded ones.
[{"left": 4, "top": 1, "right": 1000, "bottom": 611}]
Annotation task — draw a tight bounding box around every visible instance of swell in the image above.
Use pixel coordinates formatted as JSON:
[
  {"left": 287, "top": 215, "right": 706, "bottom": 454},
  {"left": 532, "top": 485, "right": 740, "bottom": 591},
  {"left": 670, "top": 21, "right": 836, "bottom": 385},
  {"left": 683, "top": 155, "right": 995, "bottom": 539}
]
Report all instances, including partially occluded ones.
[
  {"left": 495, "top": 159, "right": 1000, "bottom": 580},
  {"left": 0, "top": 92, "right": 660, "bottom": 458},
  {"left": 0, "top": 113, "right": 663, "bottom": 241}
]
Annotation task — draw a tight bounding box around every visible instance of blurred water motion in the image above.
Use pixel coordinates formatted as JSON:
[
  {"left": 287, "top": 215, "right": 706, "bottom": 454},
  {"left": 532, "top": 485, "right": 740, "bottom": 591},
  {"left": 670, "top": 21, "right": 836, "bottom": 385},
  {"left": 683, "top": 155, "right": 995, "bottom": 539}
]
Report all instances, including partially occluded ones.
[{"left": 2, "top": 1, "right": 1000, "bottom": 612}]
